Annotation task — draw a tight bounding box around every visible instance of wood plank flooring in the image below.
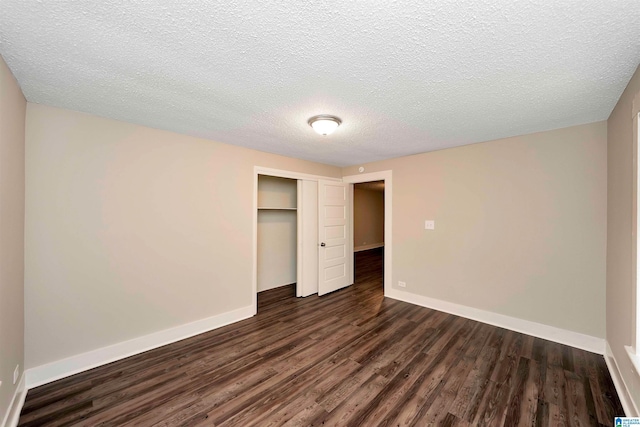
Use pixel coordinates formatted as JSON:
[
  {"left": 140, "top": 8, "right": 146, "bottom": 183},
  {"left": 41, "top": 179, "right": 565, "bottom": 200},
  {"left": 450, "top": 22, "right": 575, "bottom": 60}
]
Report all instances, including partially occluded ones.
[{"left": 19, "top": 248, "right": 624, "bottom": 426}]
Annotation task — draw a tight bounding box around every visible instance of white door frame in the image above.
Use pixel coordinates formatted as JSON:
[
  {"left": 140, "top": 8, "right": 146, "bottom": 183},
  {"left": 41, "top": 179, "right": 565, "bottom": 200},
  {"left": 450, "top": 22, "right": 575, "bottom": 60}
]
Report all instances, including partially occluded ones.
[
  {"left": 343, "top": 170, "right": 393, "bottom": 297},
  {"left": 253, "top": 166, "right": 341, "bottom": 314}
]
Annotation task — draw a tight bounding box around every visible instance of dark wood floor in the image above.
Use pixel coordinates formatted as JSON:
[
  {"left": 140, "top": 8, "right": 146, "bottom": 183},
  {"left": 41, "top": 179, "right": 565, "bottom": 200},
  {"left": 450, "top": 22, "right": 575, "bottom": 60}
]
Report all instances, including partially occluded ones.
[{"left": 19, "top": 248, "right": 624, "bottom": 426}]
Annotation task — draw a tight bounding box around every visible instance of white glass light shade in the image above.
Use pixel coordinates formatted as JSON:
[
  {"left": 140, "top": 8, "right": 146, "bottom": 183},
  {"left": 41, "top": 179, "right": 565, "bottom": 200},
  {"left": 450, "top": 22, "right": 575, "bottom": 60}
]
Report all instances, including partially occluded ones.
[{"left": 308, "top": 115, "right": 342, "bottom": 135}]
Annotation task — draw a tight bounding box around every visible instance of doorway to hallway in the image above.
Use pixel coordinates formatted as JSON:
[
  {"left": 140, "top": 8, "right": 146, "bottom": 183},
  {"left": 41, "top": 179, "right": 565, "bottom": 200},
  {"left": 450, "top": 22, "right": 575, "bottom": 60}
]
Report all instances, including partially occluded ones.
[{"left": 353, "top": 180, "right": 385, "bottom": 290}]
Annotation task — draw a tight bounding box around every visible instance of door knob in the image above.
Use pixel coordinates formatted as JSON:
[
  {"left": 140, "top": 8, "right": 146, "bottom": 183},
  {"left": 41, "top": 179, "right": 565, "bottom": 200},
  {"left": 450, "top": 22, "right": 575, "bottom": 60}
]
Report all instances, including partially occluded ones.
[{"left": 320, "top": 242, "right": 326, "bottom": 247}]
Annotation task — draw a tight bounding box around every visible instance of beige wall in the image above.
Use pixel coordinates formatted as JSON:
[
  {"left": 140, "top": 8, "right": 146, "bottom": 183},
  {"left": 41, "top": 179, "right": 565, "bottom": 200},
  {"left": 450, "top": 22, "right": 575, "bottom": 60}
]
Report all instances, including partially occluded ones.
[
  {"left": 354, "top": 186, "right": 384, "bottom": 250},
  {"left": 343, "top": 121, "right": 608, "bottom": 337},
  {"left": 0, "top": 56, "right": 26, "bottom": 420},
  {"left": 24, "top": 104, "right": 340, "bottom": 368},
  {"left": 607, "top": 64, "right": 640, "bottom": 411}
]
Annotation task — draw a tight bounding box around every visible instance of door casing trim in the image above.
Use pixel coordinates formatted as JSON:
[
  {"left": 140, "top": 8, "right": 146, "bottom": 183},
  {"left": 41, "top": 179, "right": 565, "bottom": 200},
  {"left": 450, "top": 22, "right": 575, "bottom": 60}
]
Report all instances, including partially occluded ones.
[{"left": 343, "top": 170, "right": 392, "bottom": 298}]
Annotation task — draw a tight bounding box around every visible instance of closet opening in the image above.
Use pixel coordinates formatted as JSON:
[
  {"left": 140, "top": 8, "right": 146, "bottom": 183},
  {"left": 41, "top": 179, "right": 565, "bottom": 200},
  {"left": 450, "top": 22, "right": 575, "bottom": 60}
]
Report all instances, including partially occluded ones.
[{"left": 256, "top": 175, "right": 298, "bottom": 311}]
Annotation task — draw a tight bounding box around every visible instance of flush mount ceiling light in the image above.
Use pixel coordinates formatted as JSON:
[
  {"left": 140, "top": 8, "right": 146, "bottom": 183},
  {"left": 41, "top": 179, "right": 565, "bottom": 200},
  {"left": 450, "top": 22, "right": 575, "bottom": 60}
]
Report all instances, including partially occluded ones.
[{"left": 308, "top": 115, "right": 342, "bottom": 135}]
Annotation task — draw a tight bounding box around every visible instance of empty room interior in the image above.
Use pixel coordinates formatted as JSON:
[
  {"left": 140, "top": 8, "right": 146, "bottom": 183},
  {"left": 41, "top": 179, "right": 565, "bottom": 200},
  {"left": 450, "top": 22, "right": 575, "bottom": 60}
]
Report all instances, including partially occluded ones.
[{"left": 1, "top": 1, "right": 640, "bottom": 426}]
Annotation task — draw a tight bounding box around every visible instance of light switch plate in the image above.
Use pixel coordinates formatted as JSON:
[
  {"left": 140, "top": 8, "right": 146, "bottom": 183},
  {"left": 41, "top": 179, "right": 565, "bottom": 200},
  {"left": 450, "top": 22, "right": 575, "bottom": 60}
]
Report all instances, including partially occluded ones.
[{"left": 425, "top": 220, "right": 435, "bottom": 230}]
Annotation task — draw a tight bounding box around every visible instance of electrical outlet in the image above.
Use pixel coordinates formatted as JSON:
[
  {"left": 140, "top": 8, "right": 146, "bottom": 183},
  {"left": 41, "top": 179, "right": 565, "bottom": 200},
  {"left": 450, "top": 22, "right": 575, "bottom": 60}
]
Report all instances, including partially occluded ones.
[
  {"left": 13, "top": 365, "right": 19, "bottom": 385},
  {"left": 425, "top": 220, "right": 435, "bottom": 230},
  {"left": 398, "top": 281, "right": 406, "bottom": 288}
]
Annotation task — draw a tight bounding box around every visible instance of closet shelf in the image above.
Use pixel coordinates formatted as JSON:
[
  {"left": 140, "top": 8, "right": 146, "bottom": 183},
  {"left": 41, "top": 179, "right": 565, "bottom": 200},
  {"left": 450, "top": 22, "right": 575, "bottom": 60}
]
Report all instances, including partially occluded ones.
[{"left": 258, "top": 207, "right": 297, "bottom": 211}]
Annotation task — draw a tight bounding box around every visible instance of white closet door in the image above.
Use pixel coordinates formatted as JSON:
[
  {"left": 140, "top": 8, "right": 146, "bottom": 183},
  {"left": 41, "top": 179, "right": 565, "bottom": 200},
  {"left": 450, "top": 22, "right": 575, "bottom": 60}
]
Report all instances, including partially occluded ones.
[
  {"left": 298, "top": 180, "right": 318, "bottom": 297},
  {"left": 318, "top": 180, "right": 352, "bottom": 296}
]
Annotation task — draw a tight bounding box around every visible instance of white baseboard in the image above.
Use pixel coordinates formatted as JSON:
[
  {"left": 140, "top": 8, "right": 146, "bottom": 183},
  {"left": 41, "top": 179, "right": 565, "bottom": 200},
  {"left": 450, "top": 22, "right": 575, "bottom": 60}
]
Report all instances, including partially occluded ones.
[
  {"left": 385, "top": 288, "right": 605, "bottom": 354},
  {"left": 25, "top": 305, "right": 254, "bottom": 389},
  {"left": 2, "top": 373, "right": 26, "bottom": 427},
  {"left": 605, "top": 342, "right": 639, "bottom": 417},
  {"left": 258, "top": 282, "right": 295, "bottom": 293},
  {"left": 354, "top": 243, "right": 384, "bottom": 252}
]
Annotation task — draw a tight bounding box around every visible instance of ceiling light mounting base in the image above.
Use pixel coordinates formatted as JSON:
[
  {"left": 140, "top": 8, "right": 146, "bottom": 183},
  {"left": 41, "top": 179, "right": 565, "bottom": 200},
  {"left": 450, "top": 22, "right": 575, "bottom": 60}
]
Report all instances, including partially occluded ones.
[{"left": 308, "top": 115, "right": 342, "bottom": 135}]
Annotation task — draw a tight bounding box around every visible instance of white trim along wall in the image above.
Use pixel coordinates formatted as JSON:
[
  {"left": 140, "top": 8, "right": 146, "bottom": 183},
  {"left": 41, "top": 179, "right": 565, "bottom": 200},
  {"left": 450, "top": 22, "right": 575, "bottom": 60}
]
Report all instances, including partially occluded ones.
[
  {"left": 387, "top": 287, "right": 604, "bottom": 353},
  {"left": 24, "top": 305, "right": 254, "bottom": 390},
  {"left": 2, "top": 304, "right": 253, "bottom": 427},
  {"left": 1, "top": 374, "right": 26, "bottom": 427},
  {"left": 607, "top": 343, "right": 640, "bottom": 416},
  {"left": 355, "top": 243, "right": 384, "bottom": 252}
]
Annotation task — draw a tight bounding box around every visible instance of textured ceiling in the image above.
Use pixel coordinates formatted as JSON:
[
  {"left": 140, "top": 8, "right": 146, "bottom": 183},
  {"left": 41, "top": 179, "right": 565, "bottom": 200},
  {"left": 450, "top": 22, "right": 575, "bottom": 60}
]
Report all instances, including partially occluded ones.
[{"left": 1, "top": 1, "right": 639, "bottom": 167}]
